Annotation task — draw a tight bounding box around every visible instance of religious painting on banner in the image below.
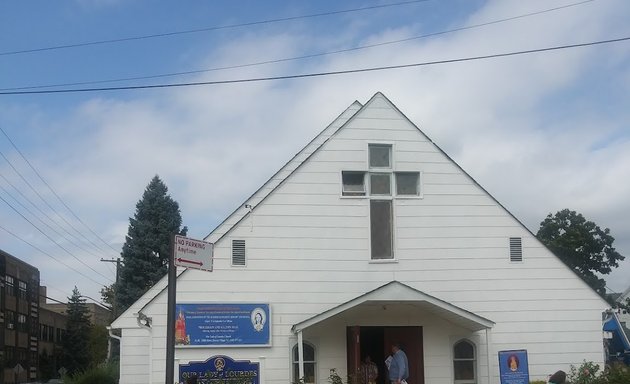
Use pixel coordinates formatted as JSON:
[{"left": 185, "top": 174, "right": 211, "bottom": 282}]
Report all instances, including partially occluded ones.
[{"left": 498, "top": 350, "right": 530, "bottom": 384}]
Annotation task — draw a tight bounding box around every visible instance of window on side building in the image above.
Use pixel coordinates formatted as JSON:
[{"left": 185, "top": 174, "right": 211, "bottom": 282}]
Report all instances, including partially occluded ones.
[
  {"left": 18, "top": 280, "right": 27, "bottom": 300},
  {"left": 5, "top": 275, "right": 15, "bottom": 296},
  {"left": 17, "top": 313, "right": 27, "bottom": 332}
]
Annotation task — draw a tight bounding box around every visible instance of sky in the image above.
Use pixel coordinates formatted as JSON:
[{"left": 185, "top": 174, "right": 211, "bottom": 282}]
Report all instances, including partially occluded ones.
[{"left": 0, "top": 0, "right": 629, "bottom": 306}]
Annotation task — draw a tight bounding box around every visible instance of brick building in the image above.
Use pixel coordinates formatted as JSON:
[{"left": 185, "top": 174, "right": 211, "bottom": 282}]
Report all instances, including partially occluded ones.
[{"left": 0, "top": 249, "right": 40, "bottom": 383}]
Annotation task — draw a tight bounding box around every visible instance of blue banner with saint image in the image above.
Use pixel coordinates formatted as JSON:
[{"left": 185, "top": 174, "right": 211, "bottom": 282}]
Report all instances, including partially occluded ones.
[
  {"left": 498, "top": 350, "right": 529, "bottom": 384},
  {"left": 175, "top": 303, "right": 270, "bottom": 346}
]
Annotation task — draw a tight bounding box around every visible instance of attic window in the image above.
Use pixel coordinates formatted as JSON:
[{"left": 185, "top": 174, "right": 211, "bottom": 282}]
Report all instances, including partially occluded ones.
[
  {"left": 395, "top": 172, "right": 420, "bottom": 196},
  {"left": 369, "top": 144, "right": 392, "bottom": 168},
  {"left": 509, "top": 237, "right": 522, "bottom": 262},
  {"left": 232, "top": 240, "right": 246, "bottom": 266},
  {"left": 342, "top": 171, "right": 366, "bottom": 196}
]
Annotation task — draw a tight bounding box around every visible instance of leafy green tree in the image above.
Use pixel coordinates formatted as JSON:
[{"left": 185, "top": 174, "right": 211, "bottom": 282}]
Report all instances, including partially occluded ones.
[
  {"left": 536, "top": 209, "right": 624, "bottom": 296},
  {"left": 62, "top": 287, "right": 92, "bottom": 375},
  {"left": 88, "top": 325, "right": 109, "bottom": 366},
  {"left": 114, "top": 175, "right": 187, "bottom": 313}
]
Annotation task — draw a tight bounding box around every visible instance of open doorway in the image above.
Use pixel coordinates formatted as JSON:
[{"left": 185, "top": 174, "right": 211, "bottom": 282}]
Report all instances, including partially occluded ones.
[{"left": 347, "top": 326, "right": 424, "bottom": 384}]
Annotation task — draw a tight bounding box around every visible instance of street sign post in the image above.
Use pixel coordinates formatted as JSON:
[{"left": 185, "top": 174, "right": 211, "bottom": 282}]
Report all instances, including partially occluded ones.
[
  {"left": 173, "top": 234, "right": 213, "bottom": 272},
  {"left": 167, "top": 234, "right": 214, "bottom": 384}
]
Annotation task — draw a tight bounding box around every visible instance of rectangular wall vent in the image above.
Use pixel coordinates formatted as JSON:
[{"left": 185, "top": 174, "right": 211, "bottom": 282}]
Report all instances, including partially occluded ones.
[
  {"left": 509, "top": 237, "right": 523, "bottom": 262},
  {"left": 232, "top": 240, "right": 246, "bottom": 266}
]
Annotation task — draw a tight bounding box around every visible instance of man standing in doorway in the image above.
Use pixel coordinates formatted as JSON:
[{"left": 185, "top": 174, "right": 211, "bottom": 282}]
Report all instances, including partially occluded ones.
[{"left": 388, "top": 342, "right": 409, "bottom": 384}]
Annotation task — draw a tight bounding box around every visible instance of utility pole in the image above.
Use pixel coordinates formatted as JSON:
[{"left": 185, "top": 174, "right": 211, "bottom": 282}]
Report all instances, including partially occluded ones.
[
  {"left": 100, "top": 257, "right": 120, "bottom": 318},
  {"left": 101, "top": 257, "right": 121, "bottom": 362}
]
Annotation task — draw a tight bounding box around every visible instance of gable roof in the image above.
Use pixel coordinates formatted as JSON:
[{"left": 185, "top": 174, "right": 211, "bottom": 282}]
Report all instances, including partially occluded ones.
[
  {"left": 111, "top": 91, "right": 609, "bottom": 327},
  {"left": 292, "top": 281, "right": 495, "bottom": 333}
]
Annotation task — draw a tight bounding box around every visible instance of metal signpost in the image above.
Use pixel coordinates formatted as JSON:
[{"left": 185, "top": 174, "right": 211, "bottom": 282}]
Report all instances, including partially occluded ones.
[{"left": 166, "top": 234, "right": 213, "bottom": 384}]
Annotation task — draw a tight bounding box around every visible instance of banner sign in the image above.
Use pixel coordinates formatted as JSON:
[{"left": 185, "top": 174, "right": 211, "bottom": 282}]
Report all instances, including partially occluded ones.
[
  {"left": 498, "top": 350, "right": 530, "bottom": 384},
  {"left": 179, "top": 355, "right": 259, "bottom": 384},
  {"left": 175, "top": 303, "right": 270, "bottom": 346}
]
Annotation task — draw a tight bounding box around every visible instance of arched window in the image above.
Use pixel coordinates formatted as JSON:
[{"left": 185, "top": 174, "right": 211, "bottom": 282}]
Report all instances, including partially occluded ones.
[
  {"left": 453, "top": 339, "right": 476, "bottom": 384},
  {"left": 292, "top": 342, "right": 316, "bottom": 384}
]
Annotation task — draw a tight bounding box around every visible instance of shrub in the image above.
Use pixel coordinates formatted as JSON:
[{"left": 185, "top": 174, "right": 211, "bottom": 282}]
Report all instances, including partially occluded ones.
[
  {"left": 568, "top": 361, "right": 602, "bottom": 384},
  {"left": 64, "top": 361, "right": 118, "bottom": 384},
  {"left": 601, "top": 363, "right": 630, "bottom": 384},
  {"left": 566, "top": 360, "right": 630, "bottom": 384}
]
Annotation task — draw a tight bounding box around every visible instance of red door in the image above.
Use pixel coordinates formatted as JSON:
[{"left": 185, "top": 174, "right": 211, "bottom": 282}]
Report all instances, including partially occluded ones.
[
  {"left": 347, "top": 326, "right": 361, "bottom": 383},
  {"left": 347, "top": 326, "right": 424, "bottom": 384}
]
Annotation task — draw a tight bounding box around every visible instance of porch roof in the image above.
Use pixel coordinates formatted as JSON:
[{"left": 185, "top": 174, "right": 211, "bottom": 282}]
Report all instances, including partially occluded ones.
[{"left": 291, "top": 281, "right": 495, "bottom": 333}]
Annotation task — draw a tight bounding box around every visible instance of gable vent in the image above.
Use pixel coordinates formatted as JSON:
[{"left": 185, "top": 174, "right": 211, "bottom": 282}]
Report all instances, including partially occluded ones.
[
  {"left": 232, "top": 240, "right": 246, "bottom": 266},
  {"left": 509, "top": 237, "right": 523, "bottom": 262}
]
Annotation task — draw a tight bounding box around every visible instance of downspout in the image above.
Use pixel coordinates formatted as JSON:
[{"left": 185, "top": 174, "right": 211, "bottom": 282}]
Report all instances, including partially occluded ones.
[
  {"left": 485, "top": 329, "right": 493, "bottom": 384},
  {"left": 106, "top": 326, "right": 121, "bottom": 361}
]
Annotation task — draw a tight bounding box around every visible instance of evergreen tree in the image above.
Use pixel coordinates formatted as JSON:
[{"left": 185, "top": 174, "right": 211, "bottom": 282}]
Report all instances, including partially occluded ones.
[
  {"left": 62, "top": 287, "right": 92, "bottom": 375},
  {"left": 115, "top": 175, "right": 187, "bottom": 312}
]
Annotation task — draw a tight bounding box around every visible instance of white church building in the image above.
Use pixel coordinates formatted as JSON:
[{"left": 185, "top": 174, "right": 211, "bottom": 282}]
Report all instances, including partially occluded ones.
[{"left": 111, "top": 92, "right": 607, "bottom": 384}]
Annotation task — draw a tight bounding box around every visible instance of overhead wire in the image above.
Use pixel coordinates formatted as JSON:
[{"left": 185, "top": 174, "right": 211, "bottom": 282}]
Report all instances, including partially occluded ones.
[
  {"left": 0, "top": 171, "right": 116, "bottom": 276},
  {"left": 0, "top": 181, "right": 108, "bottom": 262},
  {"left": 0, "top": 223, "right": 109, "bottom": 286},
  {"left": 0, "top": 125, "right": 121, "bottom": 256},
  {"left": 0, "top": 0, "right": 597, "bottom": 92},
  {"left": 0, "top": 36, "right": 627, "bottom": 96},
  {"left": 0, "top": 147, "right": 118, "bottom": 262},
  {"left": 0, "top": 193, "right": 113, "bottom": 283},
  {"left": 0, "top": 0, "right": 432, "bottom": 56}
]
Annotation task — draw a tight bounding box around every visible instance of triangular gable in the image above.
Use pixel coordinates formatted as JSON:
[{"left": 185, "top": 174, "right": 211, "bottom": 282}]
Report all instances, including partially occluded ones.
[
  {"left": 111, "top": 92, "right": 609, "bottom": 327},
  {"left": 292, "top": 281, "right": 495, "bottom": 333}
]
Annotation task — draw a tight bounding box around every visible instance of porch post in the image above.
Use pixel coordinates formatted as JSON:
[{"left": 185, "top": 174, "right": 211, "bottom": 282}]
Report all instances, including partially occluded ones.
[
  {"left": 485, "top": 328, "right": 493, "bottom": 384},
  {"left": 298, "top": 330, "right": 305, "bottom": 381}
]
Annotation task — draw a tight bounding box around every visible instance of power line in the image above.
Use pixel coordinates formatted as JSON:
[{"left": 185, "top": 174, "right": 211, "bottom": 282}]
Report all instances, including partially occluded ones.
[
  {"left": 0, "top": 0, "right": 431, "bottom": 56},
  {"left": 0, "top": 170, "right": 115, "bottom": 276},
  {"left": 0, "top": 181, "right": 107, "bottom": 262},
  {"left": 1, "top": 0, "right": 597, "bottom": 92},
  {"left": 0, "top": 223, "right": 109, "bottom": 286},
  {"left": 0, "top": 125, "right": 121, "bottom": 256},
  {"left": 0, "top": 147, "right": 117, "bottom": 261},
  {"left": 0, "top": 194, "right": 113, "bottom": 283},
  {"left": 1, "top": 36, "right": 627, "bottom": 96}
]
